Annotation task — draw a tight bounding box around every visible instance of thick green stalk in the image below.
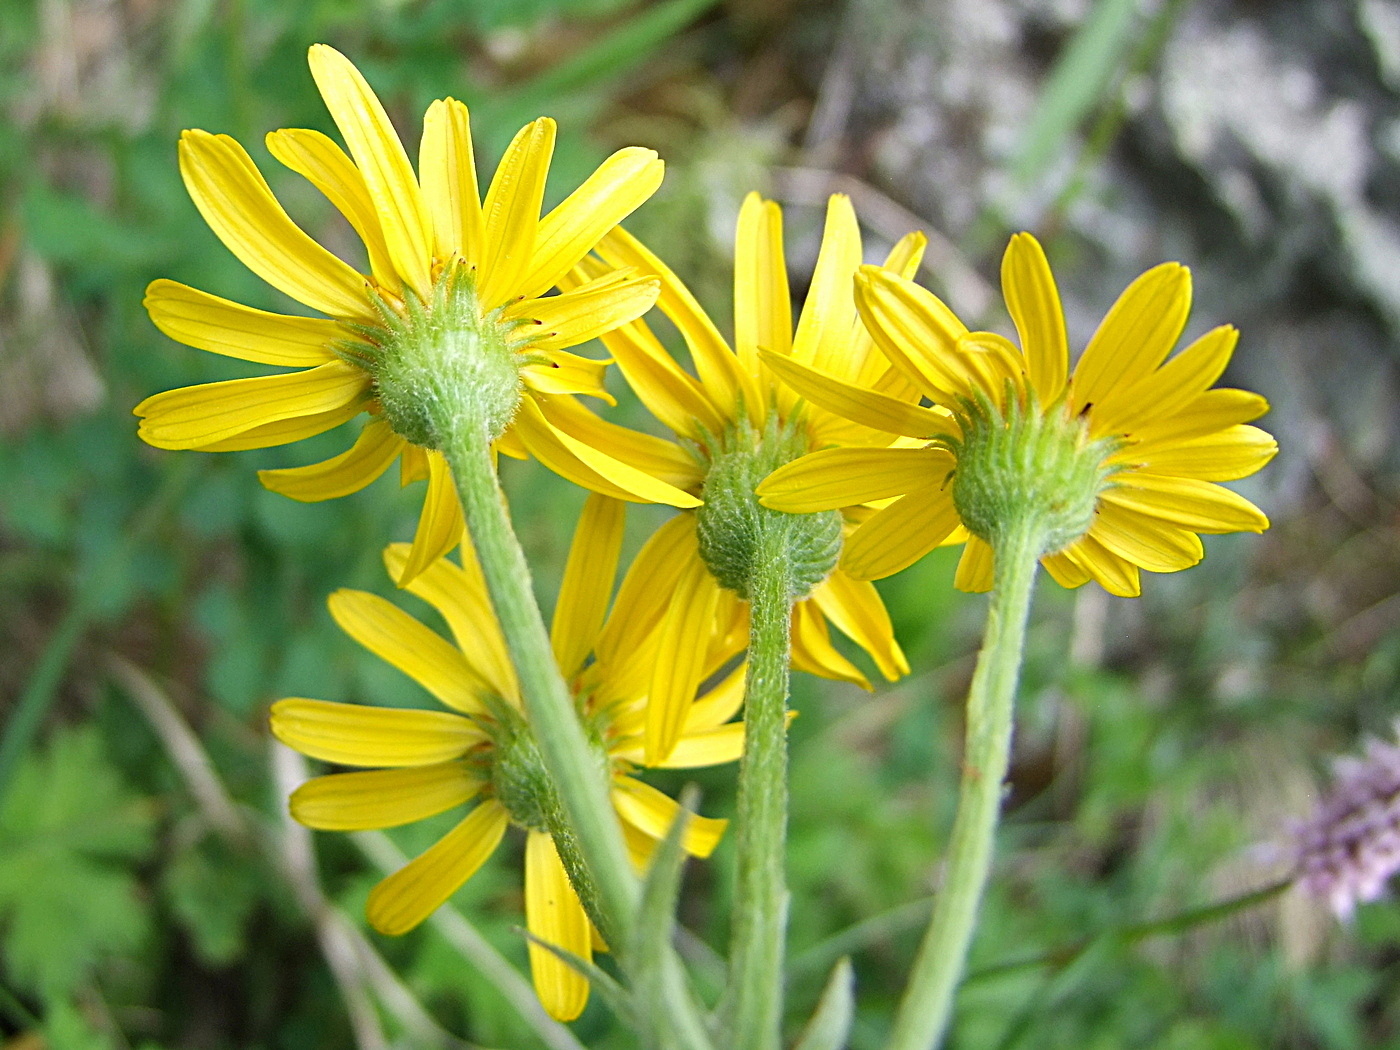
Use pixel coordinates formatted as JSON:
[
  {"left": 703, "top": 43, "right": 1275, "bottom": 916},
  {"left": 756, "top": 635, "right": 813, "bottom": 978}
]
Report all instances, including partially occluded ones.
[
  {"left": 885, "top": 515, "right": 1047, "bottom": 1050},
  {"left": 441, "top": 425, "right": 639, "bottom": 946},
  {"left": 723, "top": 520, "right": 795, "bottom": 1050}
]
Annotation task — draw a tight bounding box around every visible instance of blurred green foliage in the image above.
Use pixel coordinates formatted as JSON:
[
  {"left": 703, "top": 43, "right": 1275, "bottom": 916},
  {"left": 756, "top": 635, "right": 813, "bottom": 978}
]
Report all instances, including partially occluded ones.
[{"left": 1, "top": 0, "right": 1397, "bottom": 1048}]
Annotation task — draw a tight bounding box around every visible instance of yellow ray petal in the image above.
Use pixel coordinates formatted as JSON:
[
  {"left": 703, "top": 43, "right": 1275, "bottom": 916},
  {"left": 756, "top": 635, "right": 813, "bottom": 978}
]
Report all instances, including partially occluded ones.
[
  {"left": 520, "top": 146, "right": 665, "bottom": 299},
  {"left": 1120, "top": 424, "right": 1277, "bottom": 481},
  {"left": 386, "top": 543, "right": 519, "bottom": 704},
  {"left": 1089, "top": 502, "right": 1204, "bottom": 573},
  {"left": 269, "top": 698, "right": 486, "bottom": 767},
  {"left": 419, "top": 98, "right": 484, "bottom": 266},
  {"left": 366, "top": 800, "right": 509, "bottom": 935},
  {"left": 842, "top": 482, "right": 961, "bottom": 580},
  {"left": 758, "top": 350, "right": 951, "bottom": 439},
  {"left": 956, "top": 331, "right": 1026, "bottom": 407},
  {"left": 511, "top": 273, "right": 660, "bottom": 355},
  {"left": 144, "top": 279, "right": 340, "bottom": 367},
  {"left": 953, "top": 535, "right": 995, "bottom": 592},
  {"left": 534, "top": 393, "right": 703, "bottom": 492},
  {"left": 290, "top": 762, "right": 482, "bottom": 830},
  {"left": 395, "top": 452, "right": 465, "bottom": 586},
  {"left": 399, "top": 443, "right": 430, "bottom": 485},
  {"left": 791, "top": 599, "right": 868, "bottom": 687},
  {"left": 1102, "top": 474, "right": 1269, "bottom": 534},
  {"left": 513, "top": 396, "right": 701, "bottom": 508},
  {"left": 195, "top": 401, "right": 364, "bottom": 452},
  {"left": 853, "top": 267, "right": 971, "bottom": 403},
  {"left": 135, "top": 361, "right": 369, "bottom": 450},
  {"left": 1130, "top": 388, "right": 1270, "bottom": 445},
  {"left": 1062, "top": 534, "right": 1141, "bottom": 597},
  {"left": 1041, "top": 548, "right": 1092, "bottom": 589},
  {"left": 525, "top": 831, "right": 593, "bottom": 1022},
  {"left": 1071, "top": 262, "right": 1191, "bottom": 415},
  {"left": 522, "top": 351, "right": 615, "bottom": 404},
  {"left": 595, "top": 514, "right": 697, "bottom": 668},
  {"left": 552, "top": 494, "right": 626, "bottom": 679},
  {"left": 1001, "top": 232, "right": 1068, "bottom": 404},
  {"left": 647, "top": 722, "right": 747, "bottom": 768},
  {"left": 811, "top": 571, "right": 910, "bottom": 681},
  {"left": 595, "top": 226, "right": 749, "bottom": 419},
  {"left": 646, "top": 559, "right": 722, "bottom": 764},
  {"left": 611, "top": 777, "right": 727, "bottom": 857},
  {"left": 683, "top": 662, "right": 746, "bottom": 733},
  {"left": 327, "top": 588, "right": 489, "bottom": 713},
  {"left": 178, "top": 130, "right": 370, "bottom": 319},
  {"left": 265, "top": 127, "right": 396, "bottom": 287},
  {"left": 759, "top": 445, "right": 951, "bottom": 513},
  {"left": 734, "top": 193, "right": 792, "bottom": 384},
  {"left": 1090, "top": 324, "right": 1237, "bottom": 439},
  {"left": 847, "top": 233, "right": 929, "bottom": 390},
  {"left": 307, "top": 44, "right": 433, "bottom": 298},
  {"left": 791, "top": 194, "right": 862, "bottom": 377},
  {"left": 479, "top": 118, "right": 555, "bottom": 309},
  {"left": 259, "top": 417, "right": 405, "bottom": 501}
]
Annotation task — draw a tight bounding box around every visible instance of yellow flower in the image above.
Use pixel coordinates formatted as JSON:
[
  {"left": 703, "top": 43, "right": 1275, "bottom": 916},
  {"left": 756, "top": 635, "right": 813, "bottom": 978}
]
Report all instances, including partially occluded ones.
[
  {"left": 135, "top": 44, "right": 698, "bottom": 585},
  {"left": 758, "top": 232, "right": 1277, "bottom": 597},
  {"left": 562, "top": 193, "right": 918, "bottom": 763},
  {"left": 270, "top": 496, "right": 747, "bottom": 1021}
]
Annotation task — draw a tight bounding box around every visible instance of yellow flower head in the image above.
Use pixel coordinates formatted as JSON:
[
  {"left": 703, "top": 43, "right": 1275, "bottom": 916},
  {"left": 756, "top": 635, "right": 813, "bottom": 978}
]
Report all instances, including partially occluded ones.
[
  {"left": 759, "top": 232, "right": 1277, "bottom": 597},
  {"left": 562, "top": 193, "right": 918, "bottom": 763},
  {"left": 270, "top": 495, "right": 747, "bottom": 1022},
  {"left": 135, "top": 45, "right": 697, "bottom": 585}
]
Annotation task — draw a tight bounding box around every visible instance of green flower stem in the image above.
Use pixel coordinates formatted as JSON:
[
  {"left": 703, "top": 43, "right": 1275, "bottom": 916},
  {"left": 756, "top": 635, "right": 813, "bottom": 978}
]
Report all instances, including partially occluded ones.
[
  {"left": 440, "top": 425, "right": 639, "bottom": 947},
  {"left": 724, "top": 520, "right": 795, "bottom": 1050},
  {"left": 885, "top": 514, "right": 1048, "bottom": 1050}
]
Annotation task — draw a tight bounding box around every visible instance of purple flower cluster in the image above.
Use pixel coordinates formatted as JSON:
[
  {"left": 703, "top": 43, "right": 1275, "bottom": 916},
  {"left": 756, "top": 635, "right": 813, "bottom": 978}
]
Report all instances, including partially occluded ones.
[{"left": 1295, "top": 725, "right": 1400, "bottom": 919}]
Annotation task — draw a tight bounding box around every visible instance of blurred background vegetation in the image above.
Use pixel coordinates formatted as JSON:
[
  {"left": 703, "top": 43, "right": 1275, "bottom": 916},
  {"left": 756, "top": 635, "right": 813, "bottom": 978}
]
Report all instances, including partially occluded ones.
[{"left": 3, "top": 0, "right": 1399, "bottom": 1047}]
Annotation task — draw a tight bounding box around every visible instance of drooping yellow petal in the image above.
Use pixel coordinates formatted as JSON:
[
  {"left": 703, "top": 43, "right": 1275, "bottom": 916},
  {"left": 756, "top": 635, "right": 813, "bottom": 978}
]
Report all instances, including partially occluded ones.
[
  {"left": 1119, "top": 424, "right": 1278, "bottom": 481},
  {"left": 611, "top": 777, "right": 727, "bottom": 857},
  {"left": 419, "top": 98, "right": 483, "bottom": 266},
  {"left": 791, "top": 194, "right": 862, "bottom": 377},
  {"left": 479, "top": 118, "right": 555, "bottom": 310},
  {"left": 399, "top": 444, "right": 430, "bottom": 485},
  {"left": 1090, "top": 324, "right": 1238, "bottom": 439},
  {"left": 842, "top": 482, "right": 961, "bottom": 580},
  {"left": 194, "top": 401, "right": 363, "bottom": 452},
  {"left": 144, "top": 280, "right": 340, "bottom": 367},
  {"left": 366, "top": 800, "right": 509, "bottom": 935},
  {"left": 307, "top": 44, "right": 433, "bottom": 298},
  {"left": 646, "top": 559, "right": 722, "bottom": 764},
  {"left": 327, "top": 588, "right": 489, "bottom": 713},
  {"left": 513, "top": 396, "right": 701, "bottom": 508},
  {"left": 534, "top": 393, "right": 703, "bottom": 492},
  {"left": 811, "top": 571, "right": 910, "bottom": 681},
  {"left": 595, "top": 227, "right": 748, "bottom": 420},
  {"left": 759, "top": 349, "right": 951, "bottom": 439},
  {"left": 1089, "top": 502, "right": 1204, "bottom": 573},
  {"left": 510, "top": 272, "right": 660, "bottom": 355},
  {"left": 1041, "top": 549, "right": 1092, "bottom": 589},
  {"left": 1001, "top": 232, "right": 1068, "bottom": 404},
  {"left": 524, "top": 831, "right": 593, "bottom": 1022},
  {"left": 265, "top": 127, "right": 397, "bottom": 287},
  {"left": 290, "top": 762, "right": 482, "bottom": 830},
  {"left": 628, "top": 722, "right": 746, "bottom": 768},
  {"left": 395, "top": 452, "right": 465, "bottom": 586},
  {"left": 551, "top": 494, "right": 626, "bottom": 679},
  {"left": 853, "top": 266, "right": 971, "bottom": 403},
  {"left": 1071, "top": 262, "right": 1191, "bottom": 415},
  {"left": 519, "top": 146, "right": 665, "bottom": 299},
  {"left": 683, "top": 662, "right": 746, "bottom": 732},
  {"left": 386, "top": 543, "right": 518, "bottom": 703},
  {"left": 178, "top": 130, "right": 371, "bottom": 318},
  {"left": 953, "top": 535, "right": 995, "bottom": 592},
  {"left": 522, "top": 351, "right": 615, "bottom": 404},
  {"left": 269, "top": 698, "right": 486, "bottom": 767},
  {"left": 734, "top": 193, "right": 791, "bottom": 384},
  {"left": 135, "top": 361, "right": 369, "bottom": 450},
  {"left": 259, "top": 417, "right": 405, "bottom": 501},
  {"left": 1062, "top": 534, "right": 1141, "bottom": 597},
  {"left": 595, "top": 514, "right": 696, "bottom": 669},
  {"left": 791, "top": 599, "right": 868, "bottom": 687},
  {"left": 758, "top": 445, "right": 951, "bottom": 513},
  {"left": 1101, "top": 474, "right": 1269, "bottom": 534}
]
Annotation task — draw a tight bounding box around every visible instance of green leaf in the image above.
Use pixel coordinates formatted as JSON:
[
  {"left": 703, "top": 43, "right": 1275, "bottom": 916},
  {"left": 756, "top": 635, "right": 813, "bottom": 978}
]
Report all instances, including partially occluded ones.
[
  {"left": 0, "top": 725, "right": 156, "bottom": 1001},
  {"left": 162, "top": 836, "right": 265, "bottom": 966},
  {"left": 792, "top": 957, "right": 854, "bottom": 1050}
]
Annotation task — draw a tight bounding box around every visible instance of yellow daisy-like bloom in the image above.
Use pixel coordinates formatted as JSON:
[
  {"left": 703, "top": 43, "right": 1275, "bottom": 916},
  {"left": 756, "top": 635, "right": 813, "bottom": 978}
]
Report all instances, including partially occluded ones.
[
  {"left": 758, "top": 232, "right": 1277, "bottom": 596},
  {"left": 135, "top": 45, "right": 698, "bottom": 585},
  {"left": 270, "top": 495, "right": 748, "bottom": 1022},
  {"left": 561, "top": 193, "right": 921, "bottom": 763}
]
